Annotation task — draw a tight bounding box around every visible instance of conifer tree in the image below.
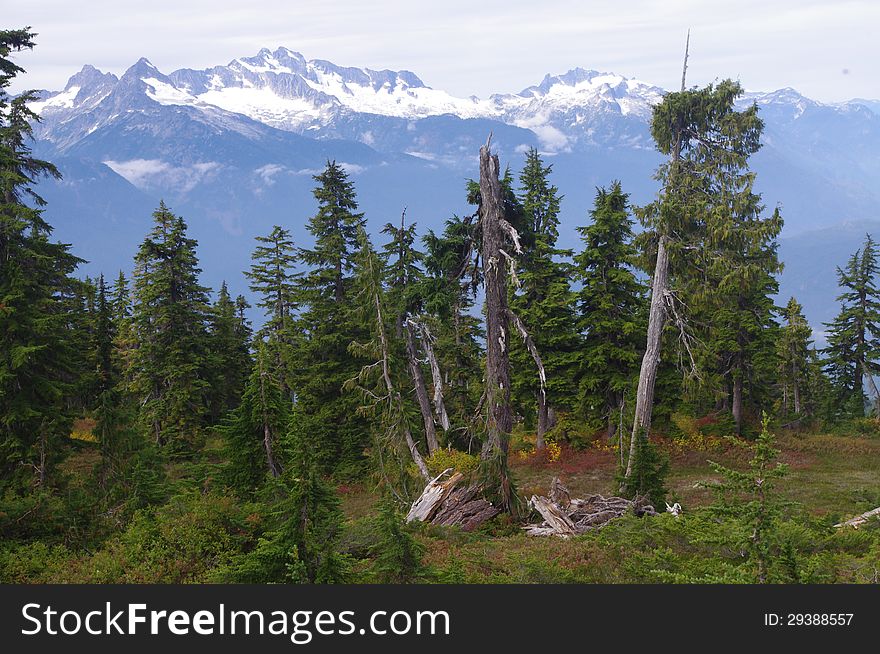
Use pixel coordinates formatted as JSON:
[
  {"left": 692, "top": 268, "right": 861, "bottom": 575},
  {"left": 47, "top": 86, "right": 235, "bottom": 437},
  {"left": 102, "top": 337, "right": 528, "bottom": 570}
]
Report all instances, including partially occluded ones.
[
  {"left": 218, "top": 341, "right": 288, "bottom": 495},
  {"left": 382, "top": 213, "right": 441, "bottom": 454},
  {"left": 246, "top": 226, "right": 298, "bottom": 340},
  {"left": 94, "top": 273, "right": 117, "bottom": 397},
  {"left": 346, "top": 227, "right": 431, "bottom": 487},
  {"left": 510, "top": 148, "right": 578, "bottom": 446},
  {"left": 628, "top": 74, "right": 767, "bottom": 482},
  {"left": 423, "top": 215, "right": 484, "bottom": 446},
  {"left": 778, "top": 297, "right": 813, "bottom": 418},
  {"left": 294, "top": 161, "right": 369, "bottom": 475},
  {"left": 225, "top": 412, "right": 350, "bottom": 583},
  {"left": 574, "top": 182, "right": 645, "bottom": 439},
  {"left": 206, "top": 281, "right": 252, "bottom": 421},
  {"left": 0, "top": 28, "right": 82, "bottom": 490},
  {"left": 823, "top": 235, "right": 880, "bottom": 417},
  {"left": 131, "top": 201, "right": 212, "bottom": 452},
  {"left": 372, "top": 493, "right": 427, "bottom": 583}
]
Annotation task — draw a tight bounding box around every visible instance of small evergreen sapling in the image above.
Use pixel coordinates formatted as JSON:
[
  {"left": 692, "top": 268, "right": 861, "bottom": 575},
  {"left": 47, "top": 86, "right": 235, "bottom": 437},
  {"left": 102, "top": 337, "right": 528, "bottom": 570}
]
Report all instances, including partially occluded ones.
[
  {"left": 372, "top": 493, "right": 427, "bottom": 583},
  {"left": 705, "top": 413, "right": 790, "bottom": 583}
]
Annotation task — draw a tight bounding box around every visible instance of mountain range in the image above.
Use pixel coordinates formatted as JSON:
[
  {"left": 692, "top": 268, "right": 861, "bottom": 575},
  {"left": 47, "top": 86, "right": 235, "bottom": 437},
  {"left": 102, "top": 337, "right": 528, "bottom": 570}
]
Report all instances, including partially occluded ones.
[{"left": 27, "top": 47, "right": 880, "bottom": 335}]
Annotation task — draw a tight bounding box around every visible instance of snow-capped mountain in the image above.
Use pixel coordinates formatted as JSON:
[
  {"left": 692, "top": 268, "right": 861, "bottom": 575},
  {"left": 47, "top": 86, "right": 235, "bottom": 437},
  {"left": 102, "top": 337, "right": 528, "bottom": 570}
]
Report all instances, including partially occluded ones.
[
  {"left": 31, "top": 47, "right": 669, "bottom": 154},
  {"left": 24, "top": 47, "right": 880, "bottom": 334}
]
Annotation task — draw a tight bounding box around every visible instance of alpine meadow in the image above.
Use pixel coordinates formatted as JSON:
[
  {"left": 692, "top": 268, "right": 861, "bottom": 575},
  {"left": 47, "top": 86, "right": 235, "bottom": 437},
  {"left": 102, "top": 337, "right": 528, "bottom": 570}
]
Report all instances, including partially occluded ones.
[{"left": 5, "top": 20, "right": 880, "bottom": 591}]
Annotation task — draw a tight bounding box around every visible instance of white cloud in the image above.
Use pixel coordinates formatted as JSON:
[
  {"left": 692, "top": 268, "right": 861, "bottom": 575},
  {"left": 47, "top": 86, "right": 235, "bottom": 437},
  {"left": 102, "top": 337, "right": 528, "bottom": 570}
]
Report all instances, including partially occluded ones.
[{"left": 103, "top": 158, "right": 221, "bottom": 192}]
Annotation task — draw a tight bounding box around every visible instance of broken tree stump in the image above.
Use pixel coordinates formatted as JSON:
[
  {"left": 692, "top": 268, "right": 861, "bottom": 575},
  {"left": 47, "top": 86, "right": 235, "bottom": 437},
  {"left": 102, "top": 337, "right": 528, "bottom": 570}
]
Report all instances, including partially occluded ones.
[
  {"left": 406, "top": 468, "right": 462, "bottom": 523},
  {"left": 406, "top": 468, "right": 501, "bottom": 530}
]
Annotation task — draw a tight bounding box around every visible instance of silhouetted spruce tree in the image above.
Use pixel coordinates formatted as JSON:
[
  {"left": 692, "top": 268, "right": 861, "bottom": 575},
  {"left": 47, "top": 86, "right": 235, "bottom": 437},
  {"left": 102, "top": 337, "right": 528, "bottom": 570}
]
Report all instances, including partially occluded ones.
[
  {"left": 131, "top": 201, "right": 211, "bottom": 452},
  {"left": 0, "top": 28, "right": 82, "bottom": 490},
  {"left": 823, "top": 235, "right": 880, "bottom": 417},
  {"left": 575, "top": 182, "right": 645, "bottom": 440},
  {"left": 510, "top": 148, "right": 579, "bottom": 445},
  {"left": 293, "top": 161, "right": 369, "bottom": 476}
]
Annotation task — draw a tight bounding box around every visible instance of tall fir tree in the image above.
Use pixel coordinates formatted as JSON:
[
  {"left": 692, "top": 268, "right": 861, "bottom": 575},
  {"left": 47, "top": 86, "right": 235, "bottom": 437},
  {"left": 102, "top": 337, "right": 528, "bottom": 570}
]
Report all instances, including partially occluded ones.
[
  {"left": 0, "top": 28, "right": 82, "bottom": 490},
  {"left": 382, "top": 213, "right": 442, "bottom": 454},
  {"left": 131, "top": 201, "right": 212, "bottom": 452},
  {"left": 574, "top": 182, "right": 646, "bottom": 440},
  {"left": 822, "top": 235, "right": 880, "bottom": 418},
  {"left": 510, "top": 148, "right": 579, "bottom": 445},
  {"left": 293, "top": 161, "right": 369, "bottom": 475}
]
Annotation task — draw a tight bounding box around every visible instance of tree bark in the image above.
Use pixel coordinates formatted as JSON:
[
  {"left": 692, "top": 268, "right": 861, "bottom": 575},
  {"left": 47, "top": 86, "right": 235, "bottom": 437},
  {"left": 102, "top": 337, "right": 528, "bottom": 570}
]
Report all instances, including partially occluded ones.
[
  {"left": 405, "top": 321, "right": 439, "bottom": 454},
  {"left": 625, "top": 235, "right": 669, "bottom": 481},
  {"left": 478, "top": 141, "right": 514, "bottom": 503},
  {"left": 732, "top": 370, "right": 743, "bottom": 436}
]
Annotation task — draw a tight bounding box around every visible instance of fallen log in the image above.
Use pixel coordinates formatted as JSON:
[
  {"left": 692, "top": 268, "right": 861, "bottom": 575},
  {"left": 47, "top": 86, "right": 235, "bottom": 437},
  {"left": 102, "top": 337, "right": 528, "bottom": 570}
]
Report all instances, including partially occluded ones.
[{"left": 834, "top": 506, "right": 880, "bottom": 528}]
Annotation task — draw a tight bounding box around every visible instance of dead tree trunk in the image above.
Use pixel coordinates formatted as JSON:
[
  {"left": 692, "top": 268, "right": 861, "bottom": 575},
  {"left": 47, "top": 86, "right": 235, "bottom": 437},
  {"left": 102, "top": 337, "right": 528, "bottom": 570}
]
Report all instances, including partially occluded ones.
[
  {"left": 479, "top": 140, "right": 514, "bottom": 503},
  {"left": 405, "top": 321, "right": 439, "bottom": 454},
  {"left": 625, "top": 235, "right": 669, "bottom": 480},
  {"left": 862, "top": 362, "right": 880, "bottom": 415},
  {"left": 417, "top": 321, "right": 451, "bottom": 431},
  {"left": 624, "top": 34, "right": 689, "bottom": 486}
]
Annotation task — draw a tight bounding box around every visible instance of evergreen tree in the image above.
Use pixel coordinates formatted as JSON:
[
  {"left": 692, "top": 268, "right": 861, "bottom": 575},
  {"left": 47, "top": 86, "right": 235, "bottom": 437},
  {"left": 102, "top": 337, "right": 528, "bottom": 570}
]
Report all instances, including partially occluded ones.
[
  {"left": 131, "top": 201, "right": 212, "bottom": 452},
  {"left": 372, "top": 493, "right": 427, "bottom": 583},
  {"left": 823, "top": 235, "right": 880, "bottom": 418},
  {"left": 575, "top": 182, "right": 645, "bottom": 439},
  {"left": 382, "top": 213, "right": 442, "bottom": 454},
  {"left": 94, "top": 273, "right": 117, "bottom": 397},
  {"left": 293, "top": 161, "right": 369, "bottom": 475},
  {"left": 0, "top": 28, "right": 82, "bottom": 490},
  {"left": 206, "top": 281, "right": 251, "bottom": 421},
  {"left": 110, "top": 270, "right": 136, "bottom": 387},
  {"left": 510, "top": 148, "right": 579, "bottom": 444},
  {"left": 218, "top": 341, "right": 288, "bottom": 495},
  {"left": 246, "top": 226, "right": 298, "bottom": 339},
  {"left": 225, "top": 412, "right": 350, "bottom": 583},
  {"left": 706, "top": 413, "right": 790, "bottom": 583},
  {"left": 422, "top": 215, "right": 484, "bottom": 447},
  {"left": 778, "top": 297, "right": 814, "bottom": 419}
]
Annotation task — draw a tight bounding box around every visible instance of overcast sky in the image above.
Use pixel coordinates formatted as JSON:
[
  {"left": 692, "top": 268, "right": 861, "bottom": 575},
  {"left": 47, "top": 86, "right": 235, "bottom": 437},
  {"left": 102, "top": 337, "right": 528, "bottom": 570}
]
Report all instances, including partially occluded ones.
[{"left": 6, "top": 0, "right": 878, "bottom": 101}]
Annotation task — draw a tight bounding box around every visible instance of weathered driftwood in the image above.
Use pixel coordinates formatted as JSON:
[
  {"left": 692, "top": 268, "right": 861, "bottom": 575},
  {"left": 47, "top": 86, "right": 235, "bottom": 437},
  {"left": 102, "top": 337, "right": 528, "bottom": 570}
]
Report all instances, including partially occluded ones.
[
  {"left": 834, "top": 506, "right": 880, "bottom": 529},
  {"left": 525, "top": 478, "right": 658, "bottom": 537},
  {"left": 406, "top": 468, "right": 501, "bottom": 530}
]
